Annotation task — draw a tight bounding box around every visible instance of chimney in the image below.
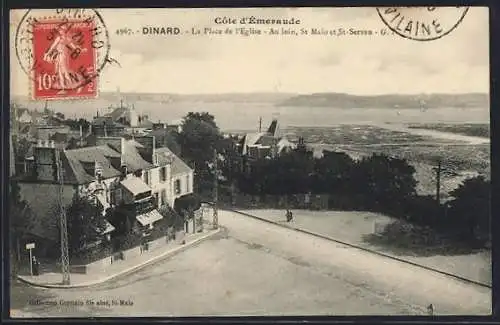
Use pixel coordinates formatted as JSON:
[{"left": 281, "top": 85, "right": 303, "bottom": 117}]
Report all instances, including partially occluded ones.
[
  {"left": 120, "top": 137, "right": 126, "bottom": 165},
  {"left": 33, "top": 139, "right": 59, "bottom": 181},
  {"left": 79, "top": 124, "right": 83, "bottom": 147},
  {"left": 152, "top": 135, "right": 156, "bottom": 165},
  {"left": 120, "top": 138, "right": 127, "bottom": 179},
  {"left": 95, "top": 160, "right": 103, "bottom": 183}
]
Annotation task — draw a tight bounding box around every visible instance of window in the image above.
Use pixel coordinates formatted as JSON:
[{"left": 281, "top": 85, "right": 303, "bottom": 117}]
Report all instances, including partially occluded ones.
[
  {"left": 154, "top": 192, "right": 159, "bottom": 206},
  {"left": 161, "top": 189, "right": 166, "bottom": 206},
  {"left": 186, "top": 175, "right": 190, "bottom": 193},
  {"left": 175, "top": 179, "right": 181, "bottom": 195},
  {"left": 144, "top": 170, "right": 150, "bottom": 185},
  {"left": 160, "top": 166, "right": 167, "bottom": 182}
]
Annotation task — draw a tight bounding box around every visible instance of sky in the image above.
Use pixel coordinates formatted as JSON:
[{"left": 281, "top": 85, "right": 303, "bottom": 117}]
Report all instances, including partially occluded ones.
[{"left": 10, "top": 7, "right": 489, "bottom": 96}]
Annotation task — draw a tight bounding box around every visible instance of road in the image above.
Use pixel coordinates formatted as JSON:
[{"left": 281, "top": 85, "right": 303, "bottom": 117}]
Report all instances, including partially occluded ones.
[{"left": 10, "top": 210, "right": 491, "bottom": 317}]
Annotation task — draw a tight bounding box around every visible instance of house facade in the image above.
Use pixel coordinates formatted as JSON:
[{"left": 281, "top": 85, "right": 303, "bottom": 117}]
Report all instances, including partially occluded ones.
[
  {"left": 14, "top": 135, "right": 194, "bottom": 249},
  {"left": 237, "top": 118, "right": 295, "bottom": 160}
]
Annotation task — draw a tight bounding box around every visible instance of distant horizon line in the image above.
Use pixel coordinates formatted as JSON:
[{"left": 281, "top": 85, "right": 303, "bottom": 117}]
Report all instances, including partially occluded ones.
[{"left": 11, "top": 91, "right": 489, "bottom": 98}]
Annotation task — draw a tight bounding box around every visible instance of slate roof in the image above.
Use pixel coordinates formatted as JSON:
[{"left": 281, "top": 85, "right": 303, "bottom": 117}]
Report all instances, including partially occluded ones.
[
  {"left": 87, "top": 136, "right": 152, "bottom": 171},
  {"left": 15, "top": 107, "right": 30, "bottom": 118},
  {"left": 49, "top": 132, "right": 69, "bottom": 143},
  {"left": 92, "top": 116, "right": 127, "bottom": 128},
  {"left": 267, "top": 119, "right": 278, "bottom": 136},
  {"left": 255, "top": 134, "right": 276, "bottom": 147},
  {"left": 105, "top": 106, "right": 129, "bottom": 121},
  {"left": 137, "top": 118, "right": 153, "bottom": 128},
  {"left": 23, "top": 137, "right": 187, "bottom": 185},
  {"left": 63, "top": 145, "right": 122, "bottom": 184},
  {"left": 155, "top": 147, "right": 192, "bottom": 176}
]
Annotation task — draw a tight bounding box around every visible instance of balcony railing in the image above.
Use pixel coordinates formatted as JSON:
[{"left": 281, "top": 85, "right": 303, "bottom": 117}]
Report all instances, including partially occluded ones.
[{"left": 134, "top": 198, "right": 156, "bottom": 215}]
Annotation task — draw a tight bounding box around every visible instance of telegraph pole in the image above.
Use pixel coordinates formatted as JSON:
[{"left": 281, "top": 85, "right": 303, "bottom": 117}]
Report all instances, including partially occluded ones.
[
  {"left": 212, "top": 148, "right": 219, "bottom": 229},
  {"left": 57, "top": 152, "right": 71, "bottom": 285},
  {"left": 435, "top": 160, "right": 442, "bottom": 203}
]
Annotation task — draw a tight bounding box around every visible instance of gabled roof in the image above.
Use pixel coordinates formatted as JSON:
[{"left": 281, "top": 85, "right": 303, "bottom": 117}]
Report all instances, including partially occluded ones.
[
  {"left": 92, "top": 116, "right": 127, "bottom": 128},
  {"left": 155, "top": 147, "right": 192, "bottom": 175},
  {"left": 63, "top": 145, "right": 122, "bottom": 184},
  {"left": 105, "top": 106, "right": 129, "bottom": 121},
  {"left": 49, "top": 132, "right": 68, "bottom": 143},
  {"left": 240, "top": 132, "right": 266, "bottom": 155},
  {"left": 87, "top": 136, "right": 153, "bottom": 171},
  {"left": 16, "top": 107, "right": 30, "bottom": 118},
  {"left": 256, "top": 134, "right": 276, "bottom": 147},
  {"left": 137, "top": 118, "right": 153, "bottom": 128},
  {"left": 267, "top": 119, "right": 279, "bottom": 136}
]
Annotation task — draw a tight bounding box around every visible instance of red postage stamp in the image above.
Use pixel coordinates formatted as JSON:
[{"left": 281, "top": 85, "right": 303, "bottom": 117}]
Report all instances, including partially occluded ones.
[{"left": 32, "top": 19, "right": 98, "bottom": 100}]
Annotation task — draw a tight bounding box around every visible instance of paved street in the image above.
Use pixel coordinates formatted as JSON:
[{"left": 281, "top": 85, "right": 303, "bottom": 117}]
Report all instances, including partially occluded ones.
[{"left": 11, "top": 210, "right": 491, "bottom": 317}]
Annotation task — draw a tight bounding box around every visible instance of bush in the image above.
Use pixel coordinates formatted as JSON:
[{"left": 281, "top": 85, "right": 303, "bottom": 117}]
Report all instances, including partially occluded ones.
[
  {"left": 114, "top": 232, "right": 142, "bottom": 251},
  {"left": 72, "top": 241, "right": 113, "bottom": 265}
]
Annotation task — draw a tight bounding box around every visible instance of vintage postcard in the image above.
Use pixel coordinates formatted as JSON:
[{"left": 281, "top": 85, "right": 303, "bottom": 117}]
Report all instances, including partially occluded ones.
[{"left": 9, "top": 7, "right": 491, "bottom": 317}]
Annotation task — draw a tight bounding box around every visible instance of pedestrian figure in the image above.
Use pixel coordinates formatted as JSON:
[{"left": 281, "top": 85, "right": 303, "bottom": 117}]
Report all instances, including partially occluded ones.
[
  {"left": 286, "top": 209, "right": 293, "bottom": 222},
  {"left": 32, "top": 256, "right": 40, "bottom": 276},
  {"left": 427, "top": 304, "right": 434, "bottom": 316}
]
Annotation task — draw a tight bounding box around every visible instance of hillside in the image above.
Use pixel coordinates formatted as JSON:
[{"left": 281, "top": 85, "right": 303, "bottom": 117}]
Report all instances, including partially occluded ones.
[
  {"left": 278, "top": 93, "right": 489, "bottom": 108},
  {"left": 96, "top": 92, "right": 297, "bottom": 104}
]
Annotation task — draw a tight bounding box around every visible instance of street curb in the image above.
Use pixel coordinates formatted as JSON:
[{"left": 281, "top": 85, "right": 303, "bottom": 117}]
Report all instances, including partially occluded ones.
[
  {"left": 230, "top": 210, "right": 491, "bottom": 289},
  {"left": 16, "top": 228, "right": 221, "bottom": 289}
]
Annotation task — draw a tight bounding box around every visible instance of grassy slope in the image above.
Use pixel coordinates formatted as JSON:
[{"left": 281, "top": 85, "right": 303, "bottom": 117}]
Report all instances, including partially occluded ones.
[{"left": 241, "top": 209, "right": 491, "bottom": 286}]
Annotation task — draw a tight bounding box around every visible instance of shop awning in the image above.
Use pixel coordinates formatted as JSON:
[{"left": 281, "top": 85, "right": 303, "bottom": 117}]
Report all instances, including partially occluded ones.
[
  {"left": 120, "top": 176, "right": 151, "bottom": 196},
  {"left": 136, "top": 209, "right": 163, "bottom": 226}
]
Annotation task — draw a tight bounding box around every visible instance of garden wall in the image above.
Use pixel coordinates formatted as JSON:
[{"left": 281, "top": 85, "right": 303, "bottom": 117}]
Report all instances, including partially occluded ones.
[{"left": 69, "top": 230, "right": 187, "bottom": 275}]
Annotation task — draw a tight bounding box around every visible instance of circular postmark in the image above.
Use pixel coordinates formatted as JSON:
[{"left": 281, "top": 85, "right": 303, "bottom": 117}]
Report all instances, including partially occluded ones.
[
  {"left": 376, "top": 7, "right": 469, "bottom": 41},
  {"left": 15, "top": 9, "right": 111, "bottom": 97}
]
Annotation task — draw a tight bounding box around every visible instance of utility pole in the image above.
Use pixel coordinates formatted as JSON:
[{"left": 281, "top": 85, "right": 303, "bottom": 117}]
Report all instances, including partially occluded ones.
[
  {"left": 435, "top": 160, "right": 441, "bottom": 203},
  {"left": 212, "top": 148, "right": 219, "bottom": 229},
  {"left": 57, "top": 152, "right": 71, "bottom": 285},
  {"left": 259, "top": 117, "right": 262, "bottom": 133}
]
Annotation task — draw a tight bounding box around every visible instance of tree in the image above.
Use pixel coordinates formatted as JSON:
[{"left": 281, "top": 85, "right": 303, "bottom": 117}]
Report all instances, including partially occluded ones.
[
  {"left": 447, "top": 176, "right": 490, "bottom": 244},
  {"left": 355, "top": 153, "right": 417, "bottom": 213},
  {"left": 13, "top": 136, "right": 31, "bottom": 162},
  {"left": 66, "top": 196, "right": 107, "bottom": 254},
  {"left": 9, "top": 180, "right": 34, "bottom": 263},
  {"left": 154, "top": 129, "right": 181, "bottom": 156},
  {"left": 312, "top": 151, "right": 356, "bottom": 195},
  {"left": 178, "top": 112, "right": 223, "bottom": 195}
]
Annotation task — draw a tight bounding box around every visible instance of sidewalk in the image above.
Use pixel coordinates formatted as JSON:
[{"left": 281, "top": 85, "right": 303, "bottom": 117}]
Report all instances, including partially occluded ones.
[{"left": 17, "top": 227, "right": 221, "bottom": 289}]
